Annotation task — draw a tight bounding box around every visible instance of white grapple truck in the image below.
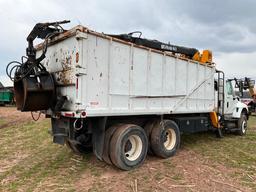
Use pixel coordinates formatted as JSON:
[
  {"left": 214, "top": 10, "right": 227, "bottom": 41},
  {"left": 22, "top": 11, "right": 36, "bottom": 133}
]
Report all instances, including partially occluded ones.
[{"left": 7, "top": 21, "right": 248, "bottom": 170}]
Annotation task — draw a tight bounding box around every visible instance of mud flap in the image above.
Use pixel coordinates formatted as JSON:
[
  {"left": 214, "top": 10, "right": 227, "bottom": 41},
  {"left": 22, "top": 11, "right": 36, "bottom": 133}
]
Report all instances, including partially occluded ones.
[
  {"left": 92, "top": 117, "right": 107, "bottom": 161},
  {"left": 51, "top": 118, "right": 69, "bottom": 145}
]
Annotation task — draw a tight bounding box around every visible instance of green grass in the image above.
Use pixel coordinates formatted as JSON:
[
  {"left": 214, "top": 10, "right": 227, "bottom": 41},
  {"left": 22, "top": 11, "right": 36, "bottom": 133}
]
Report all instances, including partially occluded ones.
[
  {"left": 0, "top": 115, "right": 256, "bottom": 191},
  {"left": 0, "top": 118, "right": 6, "bottom": 126},
  {"left": 181, "top": 115, "right": 256, "bottom": 190},
  {"left": 171, "top": 173, "right": 183, "bottom": 181},
  {"left": 0, "top": 120, "right": 89, "bottom": 192}
]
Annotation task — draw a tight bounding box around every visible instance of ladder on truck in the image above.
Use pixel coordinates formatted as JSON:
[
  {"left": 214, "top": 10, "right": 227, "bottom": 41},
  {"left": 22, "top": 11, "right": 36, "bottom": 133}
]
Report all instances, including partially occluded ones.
[{"left": 216, "top": 70, "right": 225, "bottom": 123}]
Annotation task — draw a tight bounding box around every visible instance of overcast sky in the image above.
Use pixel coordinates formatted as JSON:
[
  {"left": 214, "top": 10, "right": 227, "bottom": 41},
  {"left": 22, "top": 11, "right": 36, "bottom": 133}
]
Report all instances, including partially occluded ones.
[{"left": 1, "top": 0, "right": 256, "bottom": 86}]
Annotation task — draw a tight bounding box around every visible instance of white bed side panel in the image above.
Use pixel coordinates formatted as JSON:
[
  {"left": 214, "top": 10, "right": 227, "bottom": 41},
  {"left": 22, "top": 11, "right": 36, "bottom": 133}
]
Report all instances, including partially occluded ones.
[{"left": 44, "top": 33, "right": 216, "bottom": 116}]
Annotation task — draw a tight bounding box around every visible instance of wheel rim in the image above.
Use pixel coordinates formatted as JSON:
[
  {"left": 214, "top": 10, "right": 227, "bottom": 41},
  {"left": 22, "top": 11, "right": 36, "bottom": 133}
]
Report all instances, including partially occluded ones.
[
  {"left": 124, "top": 135, "right": 143, "bottom": 161},
  {"left": 164, "top": 129, "right": 176, "bottom": 150},
  {"left": 241, "top": 121, "right": 247, "bottom": 134}
]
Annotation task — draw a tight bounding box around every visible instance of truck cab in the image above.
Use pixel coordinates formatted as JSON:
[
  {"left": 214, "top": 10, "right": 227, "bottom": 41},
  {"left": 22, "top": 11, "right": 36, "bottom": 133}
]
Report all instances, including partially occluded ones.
[
  {"left": 216, "top": 77, "right": 249, "bottom": 136},
  {"left": 224, "top": 80, "right": 248, "bottom": 119}
]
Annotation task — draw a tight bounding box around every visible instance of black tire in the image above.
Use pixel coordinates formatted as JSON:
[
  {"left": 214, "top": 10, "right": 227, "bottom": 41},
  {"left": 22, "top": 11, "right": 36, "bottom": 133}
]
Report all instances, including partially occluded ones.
[
  {"left": 102, "top": 124, "right": 122, "bottom": 165},
  {"left": 65, "top": 139, "right": 83, "bottom": 154},
  {"left": 236, "top": 114, "right": 248, "bottom": 136},
  {"left": 109, "top": 124, "right": 148, "bottom": 171},
  {"left": 65, "top": 135, "right": 92, "bottom": 155},
  {"left": 150, "top": 120, "right": 180, "bottom": 158},
  {"left": 144, "top": 120, "right": 159, "bottom": 155}
]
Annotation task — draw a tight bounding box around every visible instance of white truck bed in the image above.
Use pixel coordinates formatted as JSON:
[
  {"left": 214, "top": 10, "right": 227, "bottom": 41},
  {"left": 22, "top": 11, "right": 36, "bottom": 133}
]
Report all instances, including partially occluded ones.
[{"left": 38, "top": 26, "right": 216, "bottom": 117}]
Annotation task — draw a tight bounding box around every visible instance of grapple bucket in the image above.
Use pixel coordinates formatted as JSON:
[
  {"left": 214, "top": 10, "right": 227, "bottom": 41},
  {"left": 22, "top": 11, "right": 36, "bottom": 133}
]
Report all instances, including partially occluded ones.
[{"left": 14, "top": 74, "right": 55, "bottom": 111}]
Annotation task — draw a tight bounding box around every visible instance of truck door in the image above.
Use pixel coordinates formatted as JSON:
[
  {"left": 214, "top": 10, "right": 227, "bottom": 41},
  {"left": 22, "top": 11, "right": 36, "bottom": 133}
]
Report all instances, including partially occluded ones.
[{"left": 224, "top": 81, "right": 237, "bottom": 115}]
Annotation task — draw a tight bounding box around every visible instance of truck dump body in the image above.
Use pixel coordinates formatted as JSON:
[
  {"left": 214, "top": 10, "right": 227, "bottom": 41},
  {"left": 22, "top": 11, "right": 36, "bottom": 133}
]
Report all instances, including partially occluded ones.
[{"left": 38, "top": 26, "right": 216, "bottom": 117}]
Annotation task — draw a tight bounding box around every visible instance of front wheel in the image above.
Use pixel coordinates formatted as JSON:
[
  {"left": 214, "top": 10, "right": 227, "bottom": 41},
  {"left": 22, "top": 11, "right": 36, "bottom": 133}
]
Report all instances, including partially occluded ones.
[{"left": 236, "top": 115, "right": 247, "bottom": 136}]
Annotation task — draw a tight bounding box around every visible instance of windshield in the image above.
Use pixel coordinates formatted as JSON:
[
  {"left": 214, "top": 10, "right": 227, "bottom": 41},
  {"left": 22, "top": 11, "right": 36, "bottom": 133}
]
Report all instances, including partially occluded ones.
[{"left": 226, "top": 81, "right": 234, "bottom": 96}]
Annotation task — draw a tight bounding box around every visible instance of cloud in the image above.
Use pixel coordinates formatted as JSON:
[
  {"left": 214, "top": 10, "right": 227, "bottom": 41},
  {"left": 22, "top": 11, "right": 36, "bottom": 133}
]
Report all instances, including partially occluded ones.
[
  {"left": 215, "top": 51, "right": 256, "bottom": 78},
  {"left": 0, "top": 0, "right": 255, "bottom": 80}
]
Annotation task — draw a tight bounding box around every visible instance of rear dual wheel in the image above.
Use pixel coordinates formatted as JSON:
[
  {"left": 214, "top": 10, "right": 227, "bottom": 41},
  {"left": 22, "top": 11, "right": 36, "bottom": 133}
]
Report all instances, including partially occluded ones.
[
  {"left": 103, "top": 124, "right": 148, "bottom": 170},
  {"left": 148, "top": 120, "right": 180, "bottom": 158},
  {"left": 144, "top": 120, "right": 158, "bottom": 155},
  {"left": 102, "top": 124, "right": 120, "bottom": 165}
]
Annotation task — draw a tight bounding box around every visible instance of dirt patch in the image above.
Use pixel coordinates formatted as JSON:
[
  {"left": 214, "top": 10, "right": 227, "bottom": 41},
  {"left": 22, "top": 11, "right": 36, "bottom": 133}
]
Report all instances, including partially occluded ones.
[
  {"left": 0, "top": 107, "right": 255, "bottom": 192},
  {"left": 171, "top": 149, "right": 251, "bottom": 192},
  {"left": 0, "top": 152, "right": 29, "bottom": 174},
  {"left": 0, "top": 107, "right": 43, "bottom": 128},
  {"left": 75, "top": 149, "right": 253, "bottom": 192}
]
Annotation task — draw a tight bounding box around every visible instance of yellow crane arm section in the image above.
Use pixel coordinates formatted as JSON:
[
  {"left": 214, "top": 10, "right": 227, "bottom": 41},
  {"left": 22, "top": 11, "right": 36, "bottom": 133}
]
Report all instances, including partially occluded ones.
[
  {"left": 210, "top": 112, "right": 220, "bottom": 128},
  {"left": 192, "top": 50, "right": 212, "bottom": 64}
]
